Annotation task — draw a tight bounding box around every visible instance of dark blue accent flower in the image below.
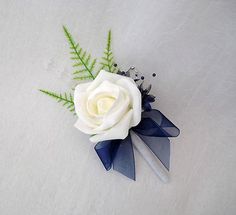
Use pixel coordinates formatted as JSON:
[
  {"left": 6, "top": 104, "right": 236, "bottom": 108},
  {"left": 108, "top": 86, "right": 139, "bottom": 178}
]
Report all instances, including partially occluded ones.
[
  {"left": 138, "top": 83, "right": 155, "bottom": 111},
  {"left": 116, "top": 68, "right": 156, "bottom": 111}
]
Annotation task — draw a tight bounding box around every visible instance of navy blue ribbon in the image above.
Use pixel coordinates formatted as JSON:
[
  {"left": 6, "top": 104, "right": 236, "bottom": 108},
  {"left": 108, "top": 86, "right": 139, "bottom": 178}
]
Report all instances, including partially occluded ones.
[{"left": 94, "top": 109, "right": 180, "bottom": 180}]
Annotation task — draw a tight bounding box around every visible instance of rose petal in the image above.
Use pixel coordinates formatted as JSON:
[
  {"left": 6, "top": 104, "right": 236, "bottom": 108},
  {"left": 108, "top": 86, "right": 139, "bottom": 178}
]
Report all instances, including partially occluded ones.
[
  {"left": 87, "top": 80, "right": 120, "bottom": 117},
  {"left": 116, "top": 78, "right": 141, "bottom": 126},
  {"left": 74, "top": 82, "right": 91, "bottom": 117},
  {"left": 94, "top": 87, "right": 130, "bottom": 131},
  {"left": 87, "top": 70, "right": 126, "bottom": 92},
  {"left": 74, "top": 118, "right": 104, "bottom": 135},
  {"left": 74, "top": 82, "right": 102, "bottom": 128},
  {"left": 89, "top": 110, "right": 133, "bottom": 142}
]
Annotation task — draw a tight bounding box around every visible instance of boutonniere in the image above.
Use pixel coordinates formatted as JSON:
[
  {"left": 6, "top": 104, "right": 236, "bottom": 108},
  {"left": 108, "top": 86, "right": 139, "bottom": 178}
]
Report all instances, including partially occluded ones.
[{"left": 40, "top": 26, "right": 180, "bottom": 181}]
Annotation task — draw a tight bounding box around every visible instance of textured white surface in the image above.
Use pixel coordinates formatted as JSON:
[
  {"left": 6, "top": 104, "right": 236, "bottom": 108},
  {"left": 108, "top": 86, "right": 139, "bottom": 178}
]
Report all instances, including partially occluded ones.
[{"left": 0, "top": 0, "right": 236, "bottom": 214}]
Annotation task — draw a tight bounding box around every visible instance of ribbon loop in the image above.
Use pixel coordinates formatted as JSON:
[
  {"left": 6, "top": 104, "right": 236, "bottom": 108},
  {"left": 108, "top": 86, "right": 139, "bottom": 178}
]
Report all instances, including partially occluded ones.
[
  {"left": 94, "top": 139, "right": 120, "bottom": 170},
  {"left": 95, "top": 135, "right": 135, "bottom": 180},
  {"left": 134, "top": 110, "right": 180, "bottom": 137}
]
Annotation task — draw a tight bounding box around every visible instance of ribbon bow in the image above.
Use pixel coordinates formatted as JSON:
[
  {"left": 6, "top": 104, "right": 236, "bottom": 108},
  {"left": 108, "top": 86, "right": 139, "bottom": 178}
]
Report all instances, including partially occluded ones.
[{"left": 94, "top": 109, "right": 180, "bottom": 180}]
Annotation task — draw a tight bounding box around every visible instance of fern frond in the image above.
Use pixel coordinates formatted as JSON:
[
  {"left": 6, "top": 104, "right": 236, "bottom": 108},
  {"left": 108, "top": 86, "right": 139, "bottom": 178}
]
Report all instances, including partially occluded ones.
[
  {"left": 89, "top": 59, "right": 97, "bottom": 71},
  {"left": 39, "top": 89, "right": 75, "bottom": 114},
  {"left": 63, "top": 26, "right": 97, "bottom": 81},
  {"left": 98, "top": 30, "right": 117, "bottom": 74},
  {"left": 73, "top": 75, "right": 94, "bottom": 81}
]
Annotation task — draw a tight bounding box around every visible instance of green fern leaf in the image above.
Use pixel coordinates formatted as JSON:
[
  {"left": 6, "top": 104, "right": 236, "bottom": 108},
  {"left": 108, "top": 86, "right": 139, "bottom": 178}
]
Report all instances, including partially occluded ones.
[
  {"left": 73, "top": 75, "right": 93, "bottom": 81},
  {"left": 39, "top": 89, "right": 75, "bottom": 114},
  {"left": 63, "top": 26, "right": 97, "bottom": 81},
  {"left": 98, "top": 30, "right": 117, "bottom": 74}
]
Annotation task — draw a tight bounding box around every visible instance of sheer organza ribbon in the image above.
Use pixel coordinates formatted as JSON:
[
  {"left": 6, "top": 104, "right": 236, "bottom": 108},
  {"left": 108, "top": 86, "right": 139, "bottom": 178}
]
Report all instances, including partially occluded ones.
[{"left": 94, "top": 109, "right": 180, "bottom": 180}]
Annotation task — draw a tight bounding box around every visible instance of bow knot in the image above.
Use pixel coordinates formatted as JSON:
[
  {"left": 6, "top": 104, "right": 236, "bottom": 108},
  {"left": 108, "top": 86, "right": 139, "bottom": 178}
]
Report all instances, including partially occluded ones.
[{"left": 95, "top": 109, "right": 180, "bottom": 180}]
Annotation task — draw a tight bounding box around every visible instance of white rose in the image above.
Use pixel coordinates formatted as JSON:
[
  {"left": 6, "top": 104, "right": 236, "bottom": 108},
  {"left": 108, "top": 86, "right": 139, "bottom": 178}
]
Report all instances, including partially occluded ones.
[{"left": 74, "top": 70, "right": 142, "bottom": 143}]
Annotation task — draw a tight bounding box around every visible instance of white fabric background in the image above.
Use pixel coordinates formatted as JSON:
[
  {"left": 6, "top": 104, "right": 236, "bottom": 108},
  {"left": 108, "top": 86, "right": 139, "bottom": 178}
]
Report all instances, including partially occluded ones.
[{"left": 0, "top": 0, "right": 235, "bottom": 214}]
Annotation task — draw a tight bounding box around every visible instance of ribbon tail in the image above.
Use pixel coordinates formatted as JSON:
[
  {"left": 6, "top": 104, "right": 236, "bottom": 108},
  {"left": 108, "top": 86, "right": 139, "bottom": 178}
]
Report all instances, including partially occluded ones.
[
  {"left": 130, "top": 131, "right": 169, "bottom": 182},
  {"left": 135, "top": 133, "right": 170, "bottom": 171},
  {"left": 113, "top": 134, "right": 136, "bottom": 180},
  {"left": 94, "top": 139, "right": 120, "bottom": 171}
]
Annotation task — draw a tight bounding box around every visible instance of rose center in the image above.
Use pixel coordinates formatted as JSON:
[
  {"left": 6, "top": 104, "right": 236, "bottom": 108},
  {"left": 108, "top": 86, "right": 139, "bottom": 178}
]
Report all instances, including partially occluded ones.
[{"left": 96, "top": 97, "right": 115, "bottom": 115}]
